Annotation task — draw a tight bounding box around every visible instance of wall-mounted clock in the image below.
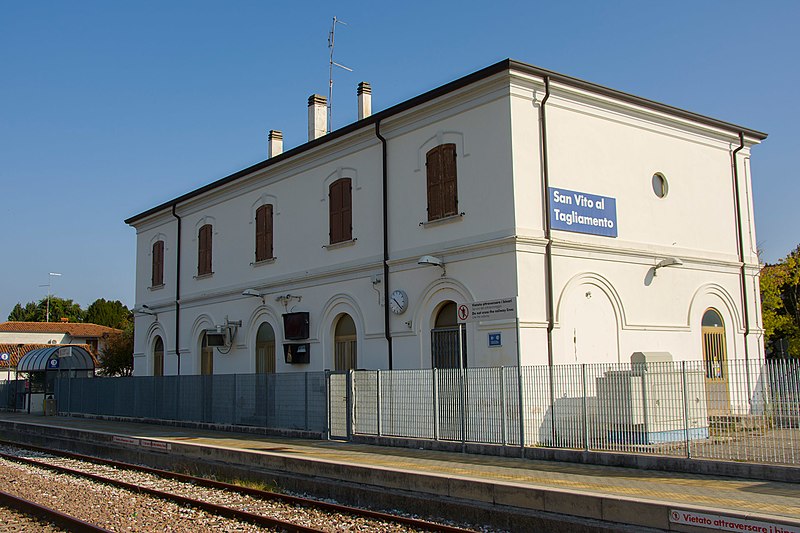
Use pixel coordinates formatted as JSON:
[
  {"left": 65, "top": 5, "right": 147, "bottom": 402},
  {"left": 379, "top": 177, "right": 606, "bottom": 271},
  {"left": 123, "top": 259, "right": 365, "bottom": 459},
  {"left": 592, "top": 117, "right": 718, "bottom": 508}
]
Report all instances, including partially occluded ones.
[{"left": 389, "top": 289, "right": 408, "bottom": 315}]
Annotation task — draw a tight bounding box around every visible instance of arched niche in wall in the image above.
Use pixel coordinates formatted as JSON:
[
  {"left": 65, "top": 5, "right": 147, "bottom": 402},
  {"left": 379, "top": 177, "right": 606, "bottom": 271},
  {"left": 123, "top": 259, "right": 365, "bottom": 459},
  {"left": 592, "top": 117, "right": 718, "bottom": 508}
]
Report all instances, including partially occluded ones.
[
  {"left": 319, "top": 294, "right": 364, "bottom": 371},
  {"left": 555, "top": 273, "right": 622, "bottom": 365}
]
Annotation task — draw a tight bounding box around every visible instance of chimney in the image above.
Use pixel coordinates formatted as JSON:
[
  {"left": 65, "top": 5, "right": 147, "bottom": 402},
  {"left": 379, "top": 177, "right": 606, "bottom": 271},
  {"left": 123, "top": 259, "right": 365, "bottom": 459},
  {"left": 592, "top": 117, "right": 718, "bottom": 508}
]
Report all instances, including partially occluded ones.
[
  {"left": 357, "top": 82, "right": 372, "bottom": 120},
  {"left": 308, "top": 94, "right": 327, "bottom": 141},
  {"left": 268, "top": 129, "right": 283, "bottom": 158}
]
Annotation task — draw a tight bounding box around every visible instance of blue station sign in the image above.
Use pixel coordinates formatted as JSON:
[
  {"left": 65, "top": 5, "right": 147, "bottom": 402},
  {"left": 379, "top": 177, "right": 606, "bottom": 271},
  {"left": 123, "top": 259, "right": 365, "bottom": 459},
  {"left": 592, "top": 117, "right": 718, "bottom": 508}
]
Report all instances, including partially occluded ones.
[{"left": 549, "top": 187, "right": 617, "bottom": 238}]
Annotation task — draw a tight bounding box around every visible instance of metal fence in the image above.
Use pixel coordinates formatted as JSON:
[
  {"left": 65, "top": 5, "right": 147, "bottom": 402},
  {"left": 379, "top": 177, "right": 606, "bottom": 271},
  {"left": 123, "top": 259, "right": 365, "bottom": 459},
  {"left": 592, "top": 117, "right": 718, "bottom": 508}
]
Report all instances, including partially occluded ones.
[
  {"left": 350, "top": 359, "right": 800, "bottom": 465},
  {"left": 0, "top": 380, "right": 25, "bottom": 410},
  {"left": 52, "top": 373, "right": 328, "bottom": 433}
]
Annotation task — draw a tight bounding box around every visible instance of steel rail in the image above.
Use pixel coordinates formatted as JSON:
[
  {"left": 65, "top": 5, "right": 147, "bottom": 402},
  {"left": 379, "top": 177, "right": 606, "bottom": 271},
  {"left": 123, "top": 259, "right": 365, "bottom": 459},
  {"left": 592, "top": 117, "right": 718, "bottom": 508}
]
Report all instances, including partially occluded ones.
[
  {"left": 0, "top": 489, "right": 112, "bottom": 533},
  {"left": 0, "top": 441, "right": 472, "bottom": 532},
  {"left": 0, "top": 449, "right": 323, "bottom": 533}
]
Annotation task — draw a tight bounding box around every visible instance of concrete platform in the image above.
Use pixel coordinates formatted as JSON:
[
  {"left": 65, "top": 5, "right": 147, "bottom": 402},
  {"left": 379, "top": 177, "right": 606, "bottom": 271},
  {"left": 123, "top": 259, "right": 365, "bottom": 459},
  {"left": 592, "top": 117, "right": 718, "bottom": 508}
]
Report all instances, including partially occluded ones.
[{"left": 0, "top": 412, "right": 798, "bottom": 533}]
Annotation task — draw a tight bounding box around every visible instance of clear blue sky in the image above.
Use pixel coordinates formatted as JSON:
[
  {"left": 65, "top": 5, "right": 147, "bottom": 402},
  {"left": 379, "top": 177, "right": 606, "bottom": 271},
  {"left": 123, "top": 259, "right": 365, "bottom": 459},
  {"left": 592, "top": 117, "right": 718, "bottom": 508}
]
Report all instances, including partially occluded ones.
[{"left": 2, "top": 1, "right": 797, "bottom": 319}]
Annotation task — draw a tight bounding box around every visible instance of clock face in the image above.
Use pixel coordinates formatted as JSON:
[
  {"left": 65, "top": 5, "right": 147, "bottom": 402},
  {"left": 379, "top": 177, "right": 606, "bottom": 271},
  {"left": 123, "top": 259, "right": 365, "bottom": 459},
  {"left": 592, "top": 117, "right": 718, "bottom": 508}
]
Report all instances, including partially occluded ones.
[{"left": 389, "top": 290, "right": 408, "bottom": 315}]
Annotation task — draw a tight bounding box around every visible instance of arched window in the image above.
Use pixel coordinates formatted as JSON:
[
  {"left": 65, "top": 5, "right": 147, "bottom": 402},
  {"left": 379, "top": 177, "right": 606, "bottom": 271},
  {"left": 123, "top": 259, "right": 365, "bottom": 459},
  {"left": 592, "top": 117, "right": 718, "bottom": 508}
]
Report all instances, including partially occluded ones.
[
  {"left": 329, "top": 178, "right": 352, "bottom": 244},
  {"left": 200, "top": 332, "right": 213, "bottom": 375},
  {"left": 255, "top": 322, "right": 276, "bottom": 374},
  {"left": 153, "top": 336, "right": 164, "bottom": 377},
  {"left": 426, "top": 143, "right": 458, "bottom": 221},
  {"left": 334, "top": 314, "right": 357, "bottom": 370},
  {"left": 431, "top": 301, "right": 466, "bottom": 368}
]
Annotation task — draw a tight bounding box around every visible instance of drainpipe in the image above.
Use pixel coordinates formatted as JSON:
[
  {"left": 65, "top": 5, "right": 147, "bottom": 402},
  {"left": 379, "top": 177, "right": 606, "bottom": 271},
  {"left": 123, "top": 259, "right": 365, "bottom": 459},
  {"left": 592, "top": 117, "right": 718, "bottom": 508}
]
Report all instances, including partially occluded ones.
[
  {"left": 731, "top": 132, "right": 751, "bottom": 386},
  {"left": 540, "top": 77, "right": 554, "bottom": 366},
  {"left": 539, "top": 76, "right": 556, "bottom": 444},
  {"left": 375, "top": 119, "right": 393, "bottom": 369},
  {"left": 171, "top": 204, "right": 182, "bottom": 376}
]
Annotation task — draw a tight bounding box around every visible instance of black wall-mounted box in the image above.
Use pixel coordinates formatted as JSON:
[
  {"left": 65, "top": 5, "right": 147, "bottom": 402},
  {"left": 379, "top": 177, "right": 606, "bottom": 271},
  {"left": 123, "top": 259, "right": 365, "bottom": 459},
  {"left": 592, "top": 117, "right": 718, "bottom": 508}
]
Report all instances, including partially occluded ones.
[
  {"left": 283, "top": 312, "right": 310, "bottom": 340},
  {"left": 284, "top": 343, "right": 310, "bottom": 364}
]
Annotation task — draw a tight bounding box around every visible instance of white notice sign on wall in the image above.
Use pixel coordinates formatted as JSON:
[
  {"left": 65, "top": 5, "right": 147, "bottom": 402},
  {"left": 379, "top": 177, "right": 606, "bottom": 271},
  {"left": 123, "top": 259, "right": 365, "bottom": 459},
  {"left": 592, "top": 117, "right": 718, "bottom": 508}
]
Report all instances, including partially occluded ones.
[{"left": 458, "top": 297, "right": 516, "bottom": 323}]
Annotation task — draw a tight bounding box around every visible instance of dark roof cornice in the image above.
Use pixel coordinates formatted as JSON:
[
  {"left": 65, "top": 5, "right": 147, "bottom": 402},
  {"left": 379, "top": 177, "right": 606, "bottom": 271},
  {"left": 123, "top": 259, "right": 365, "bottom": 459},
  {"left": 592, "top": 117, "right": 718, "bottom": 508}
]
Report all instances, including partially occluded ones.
[{"left": 125, "top": 58, "right": 767, "bottom": 225}]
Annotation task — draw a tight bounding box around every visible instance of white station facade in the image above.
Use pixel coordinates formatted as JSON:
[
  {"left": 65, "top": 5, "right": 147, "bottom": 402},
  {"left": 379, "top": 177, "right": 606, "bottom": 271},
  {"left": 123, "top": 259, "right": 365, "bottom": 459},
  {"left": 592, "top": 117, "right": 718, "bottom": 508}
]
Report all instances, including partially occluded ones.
[{"left": 127, "top": 59, "right": 766, "bottom": 377}]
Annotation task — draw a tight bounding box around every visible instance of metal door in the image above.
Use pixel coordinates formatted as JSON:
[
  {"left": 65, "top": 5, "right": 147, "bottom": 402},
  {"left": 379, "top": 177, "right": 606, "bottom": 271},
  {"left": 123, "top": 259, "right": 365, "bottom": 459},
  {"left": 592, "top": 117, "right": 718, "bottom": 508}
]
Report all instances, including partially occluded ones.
[{"left": 431, "top": 325, "right": 467, "bottom": 441}]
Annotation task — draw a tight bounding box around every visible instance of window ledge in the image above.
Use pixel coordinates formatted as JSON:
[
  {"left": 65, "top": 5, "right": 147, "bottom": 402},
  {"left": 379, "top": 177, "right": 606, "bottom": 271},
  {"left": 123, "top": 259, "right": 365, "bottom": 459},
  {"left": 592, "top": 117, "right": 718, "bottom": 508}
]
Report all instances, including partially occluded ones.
[
  {"left": 323, "top": 238, "right": 357, "bottom": 250},
  {"left": 251, "top": 257, "right": 277, "bottom": 267},
  {"left": 194, "top": 272, "right": 214, "bottom": 280},
  {"left": 420, "top": 212, "right": 465, "bottom": 228},
  {"left": 148, "top": 284, "right": 165, "bottom": 291}
]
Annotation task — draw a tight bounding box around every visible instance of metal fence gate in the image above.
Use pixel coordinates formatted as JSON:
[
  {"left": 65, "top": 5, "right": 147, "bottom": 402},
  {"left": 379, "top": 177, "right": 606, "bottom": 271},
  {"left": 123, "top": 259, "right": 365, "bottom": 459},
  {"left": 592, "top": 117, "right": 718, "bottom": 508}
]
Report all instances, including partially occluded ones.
[{"left": 328, "top": 371, "right": 350, "bottom": 439}]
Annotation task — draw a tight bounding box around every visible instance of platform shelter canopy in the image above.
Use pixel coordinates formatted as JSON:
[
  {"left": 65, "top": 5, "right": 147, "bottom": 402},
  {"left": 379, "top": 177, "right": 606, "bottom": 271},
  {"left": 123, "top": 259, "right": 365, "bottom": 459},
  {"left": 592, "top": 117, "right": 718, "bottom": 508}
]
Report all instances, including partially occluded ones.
[{"left": 16, "top": 346, "right": 95, "bottom": 372}]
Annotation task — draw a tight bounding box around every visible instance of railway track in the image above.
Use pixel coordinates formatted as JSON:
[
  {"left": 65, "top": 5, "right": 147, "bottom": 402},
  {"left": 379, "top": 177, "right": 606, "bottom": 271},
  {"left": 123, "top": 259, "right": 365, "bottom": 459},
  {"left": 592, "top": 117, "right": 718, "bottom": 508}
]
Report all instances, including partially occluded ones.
[
  {"left": 0, "top": 489, "right": 109, "bottom": 532},
  {"left": 0, "top": 440, "right": 478, "bottom": 532}
]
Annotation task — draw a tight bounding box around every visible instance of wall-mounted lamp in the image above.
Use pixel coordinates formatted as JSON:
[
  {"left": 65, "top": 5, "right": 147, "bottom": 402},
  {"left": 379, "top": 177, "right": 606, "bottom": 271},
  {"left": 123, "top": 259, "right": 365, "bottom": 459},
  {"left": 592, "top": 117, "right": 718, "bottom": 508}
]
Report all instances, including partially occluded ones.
[
  {"left": 135, "top": 305, "right": 158, "bottom": 318},
  {"left": 418, "top": 255, "right": 446, "bottom": 277},
  {"left": 242, "top": 288, "right": 265, "bottom": 304},
  {"left": 653, "top": 257, "right": 683, "bottom": 276}
]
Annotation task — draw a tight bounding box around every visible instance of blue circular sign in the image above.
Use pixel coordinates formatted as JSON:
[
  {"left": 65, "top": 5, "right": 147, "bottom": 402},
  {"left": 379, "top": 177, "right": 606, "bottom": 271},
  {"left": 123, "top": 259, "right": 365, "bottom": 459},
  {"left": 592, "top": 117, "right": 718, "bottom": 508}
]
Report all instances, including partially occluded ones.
[
  {"left": 0, "top": 353, "right": 9, "bottom": 361},
  {"left": 48, "top": 358, "right": 59, "bottom": 368}
]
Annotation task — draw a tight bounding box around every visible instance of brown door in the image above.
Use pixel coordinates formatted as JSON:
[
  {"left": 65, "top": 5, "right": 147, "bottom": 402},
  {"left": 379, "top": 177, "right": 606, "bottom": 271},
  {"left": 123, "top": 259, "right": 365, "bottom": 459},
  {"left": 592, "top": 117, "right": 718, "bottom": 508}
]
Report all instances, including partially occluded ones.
[{"left": 702, "top": 309, "right": 730, "bottom": 417}]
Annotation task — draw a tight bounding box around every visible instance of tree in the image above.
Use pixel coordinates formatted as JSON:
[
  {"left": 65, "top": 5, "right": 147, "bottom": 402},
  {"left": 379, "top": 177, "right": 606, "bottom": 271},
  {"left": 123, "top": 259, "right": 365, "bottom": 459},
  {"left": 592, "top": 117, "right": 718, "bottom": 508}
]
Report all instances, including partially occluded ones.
[
  {"left": 85, "top": 299, "right": 132, "bottom": 329},
  {"left": 98, "top": 326, "right": 134, "bottom": 376},
  {"left": 8, "top": 302, "right": 39, "bottom": 321},
  {"left": 761, "top": 245, "right": 800, "bottom": 358},
  {"left": 6, "top": 296, "right": 85, "bottom": 323}
]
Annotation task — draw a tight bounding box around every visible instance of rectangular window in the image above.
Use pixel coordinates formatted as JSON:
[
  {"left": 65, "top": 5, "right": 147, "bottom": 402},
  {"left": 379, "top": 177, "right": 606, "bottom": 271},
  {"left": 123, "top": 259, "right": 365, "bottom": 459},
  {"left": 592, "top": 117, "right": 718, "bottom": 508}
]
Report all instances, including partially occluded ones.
[
  {"left": 255, "top": 204, "right": 274, "bottom": 262},
  {"left": 151, "top": 240, "right": 164, "bottom": 287},
  {"left": 329, "top": 178, "right": 352, "bottom": 244},
  {"left": 198, "top": 224, "right": 212, "bottom": 276},
  {"left": 426, "top": 143, "right": 458, "bottom": 221}
]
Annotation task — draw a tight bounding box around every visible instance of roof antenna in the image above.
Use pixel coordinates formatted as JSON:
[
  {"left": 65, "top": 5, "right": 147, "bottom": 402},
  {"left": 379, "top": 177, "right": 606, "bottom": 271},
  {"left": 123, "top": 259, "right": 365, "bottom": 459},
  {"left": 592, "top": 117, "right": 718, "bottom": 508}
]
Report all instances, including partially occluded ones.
[{"left": 328, "top": 16, "right": 352, "bottom": 133}]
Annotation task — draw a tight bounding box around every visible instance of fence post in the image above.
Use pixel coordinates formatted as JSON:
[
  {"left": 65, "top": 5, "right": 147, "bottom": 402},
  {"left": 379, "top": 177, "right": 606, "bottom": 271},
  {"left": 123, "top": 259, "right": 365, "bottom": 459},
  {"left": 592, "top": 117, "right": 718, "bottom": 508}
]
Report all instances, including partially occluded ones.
[
  {"left": 681, "top": 360, "right": 691, "bottom": 459},
  {"left": 376, "top": 370, "right": 382, "bottom": 437},
  {"left": 325, "top": 371, "right": 331, "bottom": 440},
  {"left": 516, "top": 316, "right": 525, "bottom": 452},
  {"left": 433, "top": 368, "right": 440, "bottom": 441},
  {"left": 458, "top": 323, "right": 467, "bottom": 447},
  {"left": 582, "top": 364, "right": 589, "bottom": 452},
  {"left": 347, "top": 369, "right": 354, "bottom": 438},
  {"left": 500, "top": 367, "right": 507, "bottom": 446}
]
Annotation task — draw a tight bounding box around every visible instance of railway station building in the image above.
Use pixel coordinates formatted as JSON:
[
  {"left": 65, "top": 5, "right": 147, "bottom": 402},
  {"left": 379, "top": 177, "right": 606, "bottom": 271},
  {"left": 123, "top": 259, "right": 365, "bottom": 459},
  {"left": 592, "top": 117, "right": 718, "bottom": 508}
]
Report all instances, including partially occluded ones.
[{"left": 126, "top": 59, "right": 765, "bottom": 384}]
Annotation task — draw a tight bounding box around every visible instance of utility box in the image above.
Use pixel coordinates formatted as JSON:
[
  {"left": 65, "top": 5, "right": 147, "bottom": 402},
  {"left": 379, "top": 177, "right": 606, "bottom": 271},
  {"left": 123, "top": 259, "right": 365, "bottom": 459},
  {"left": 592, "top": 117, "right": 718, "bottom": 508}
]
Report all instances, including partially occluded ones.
[
  {"left": 597, "top": 352, "right": 709, "bottom": 444},
  {"left": 284, "top": 343, "right": 310, "bottom": 364}
]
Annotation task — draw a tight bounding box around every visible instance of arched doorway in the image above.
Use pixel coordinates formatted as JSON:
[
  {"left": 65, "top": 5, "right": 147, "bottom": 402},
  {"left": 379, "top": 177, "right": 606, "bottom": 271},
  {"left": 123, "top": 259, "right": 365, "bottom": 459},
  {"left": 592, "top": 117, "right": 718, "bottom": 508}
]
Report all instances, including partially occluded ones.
[
  {"left": 200, "top": 332, "right": 213, "bottom": 375},
  {"left": 702, "top": 308, "right": 729, "bottom": 416},
  {"left": 153, "top": 336, "right": 164, "bottom": 377},
  {"left": 255, "top": 323, "right": 276, "bottom": 374},
  {"left": 431, "top": 301, "right": 466, "bottom": 368},
  {"left": 334, "top": 314, "right": 357, "bottom": 371}
]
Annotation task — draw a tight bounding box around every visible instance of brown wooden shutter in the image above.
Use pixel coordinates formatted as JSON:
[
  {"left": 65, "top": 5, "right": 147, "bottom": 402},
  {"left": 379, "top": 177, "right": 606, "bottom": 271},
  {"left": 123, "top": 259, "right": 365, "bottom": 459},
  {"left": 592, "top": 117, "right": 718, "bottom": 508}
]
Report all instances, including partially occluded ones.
[
  {"left": 329, "top": 179, "right": 343, "bottom": 244},
  {"left": 342, "top": 179, "right": 352, "bottom": 241},
  {"left": 426, "top": 147, "right": 442, "bottom": 221},
  {"left": 442, "top": 143, "right": 458, "bottom": 217},
  {"left": 255, "top": 205, "right": 273, "bottom": 262},
  {"left": 152, "top": 241, "right": 164, "bottom": 287},
  {"left": 198, "top": 224, "right": 212, "bottom": 275},
  {"left": 265, "top": 204, "right": 273, "bottom": 259}
]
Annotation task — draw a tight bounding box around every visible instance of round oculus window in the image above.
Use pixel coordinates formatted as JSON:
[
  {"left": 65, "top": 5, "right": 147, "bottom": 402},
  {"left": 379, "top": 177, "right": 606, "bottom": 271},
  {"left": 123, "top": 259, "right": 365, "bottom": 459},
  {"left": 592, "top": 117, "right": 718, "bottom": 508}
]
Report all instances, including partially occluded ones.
[{"left": 652, "top": 173, "right": 668, "bottom": 198}]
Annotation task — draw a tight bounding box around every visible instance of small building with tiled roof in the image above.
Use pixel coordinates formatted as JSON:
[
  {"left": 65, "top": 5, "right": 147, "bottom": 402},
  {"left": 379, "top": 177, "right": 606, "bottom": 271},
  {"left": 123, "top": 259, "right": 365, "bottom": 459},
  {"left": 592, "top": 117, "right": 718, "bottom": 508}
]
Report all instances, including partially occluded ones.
[{"left": 0, "top": 321, "right": 121, "bottom": 355}]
